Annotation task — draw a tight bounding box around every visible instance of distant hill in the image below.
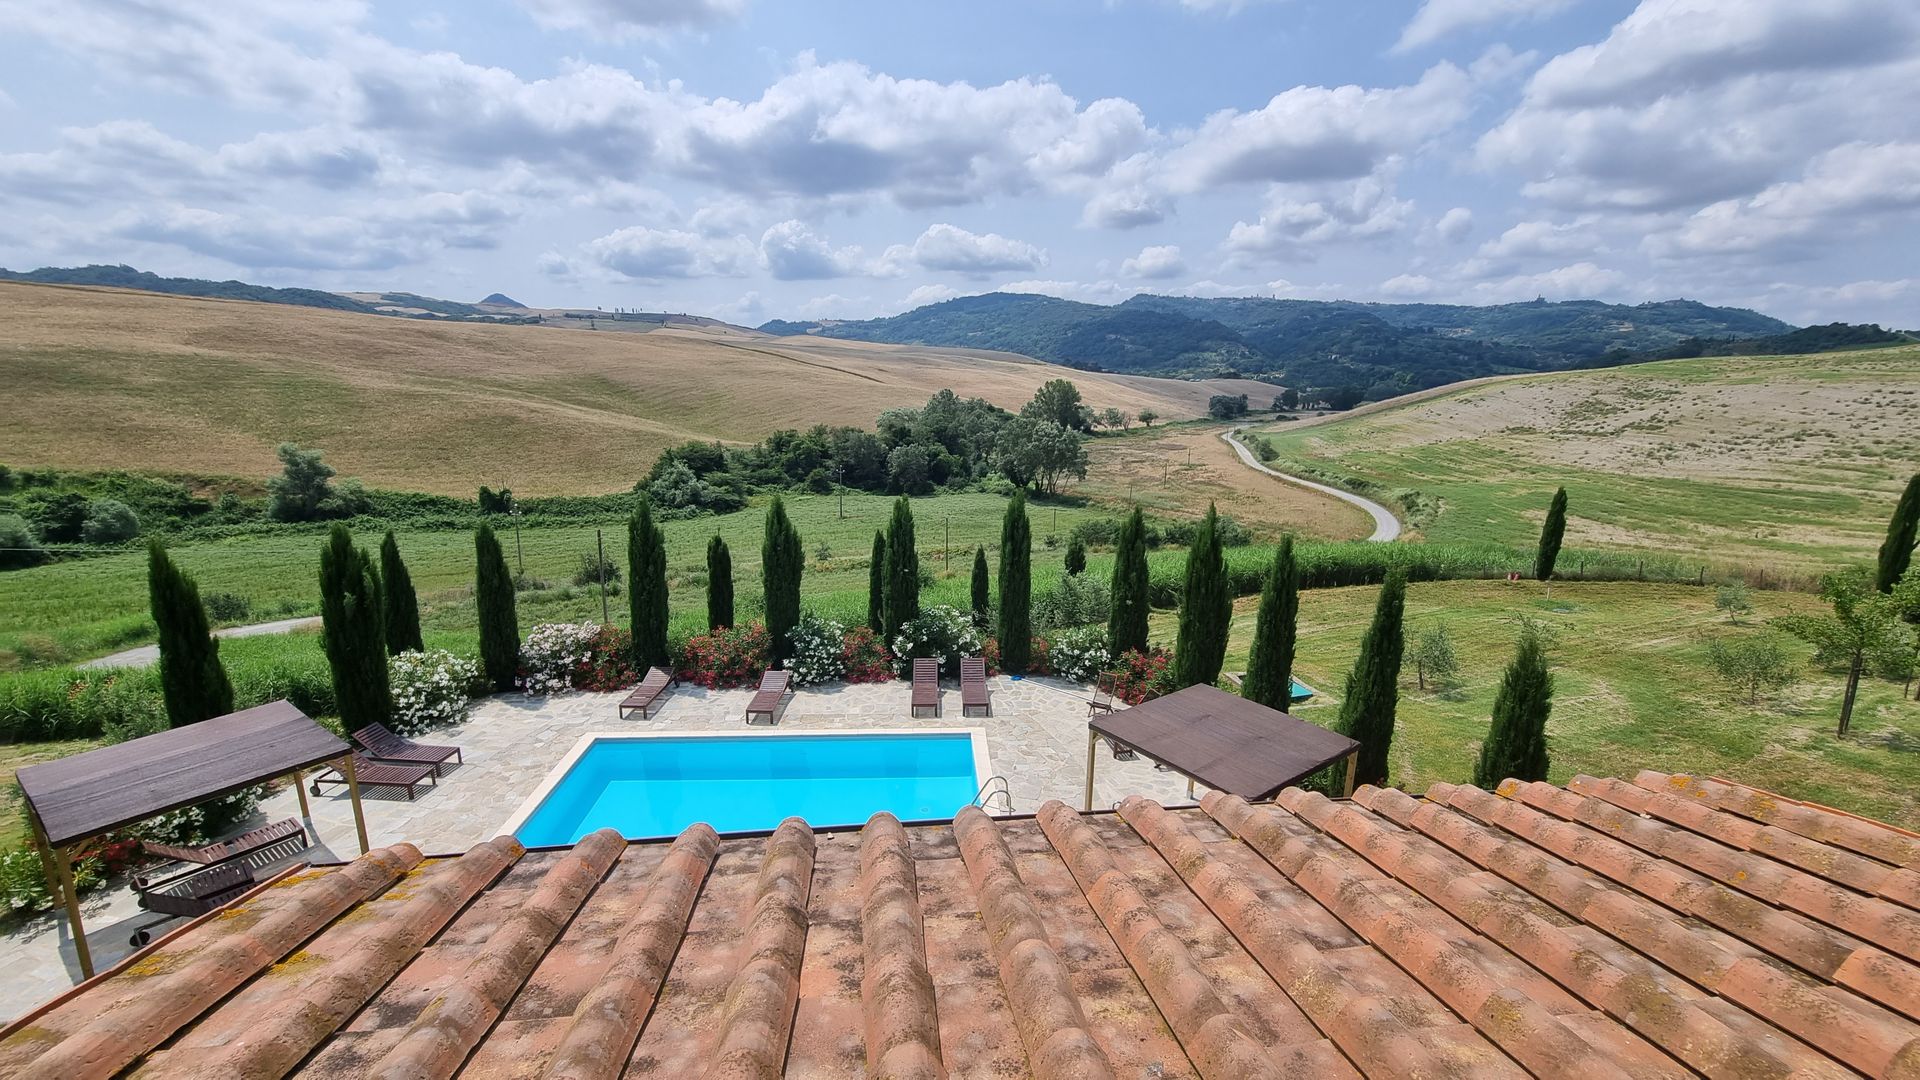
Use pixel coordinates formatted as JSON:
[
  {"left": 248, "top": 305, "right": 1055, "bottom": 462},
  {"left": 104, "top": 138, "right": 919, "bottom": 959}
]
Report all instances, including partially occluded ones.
[
  {"left": 763, "top": 293, "right": 1795, "bottom": 401},
  {"left": 479, "top": 292, "right": 526, "bottom": 308},
  {"left": 0, "top": 264, "right": 374, "bottom": 313},
  {"left": 1576, "top": 322, "right": 1916, "bottom": 368}
]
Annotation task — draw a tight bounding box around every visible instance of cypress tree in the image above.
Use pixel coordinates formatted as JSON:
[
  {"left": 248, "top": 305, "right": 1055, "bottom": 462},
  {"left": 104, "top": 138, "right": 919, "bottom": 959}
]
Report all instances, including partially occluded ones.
[
  {"left": 475, "top": 523, "right": 520, "bottom": 691},
  {"left": 1108, "top": 505, "right": 1150, "bottom": 656},
  {"left": 1242, "top": 534, "right": 1299, "bottom": 710},
  {"left": 707, "top": 535, "right": 734, "bottom": 630},
  {"left": 1535, "top": 487, "right": 1568, "bottom": 581},
  {"left": 970, "top": 546, "right": 991, "bottom": 628},
  {"left": 762, "top": 495, "right": 804, "bottom": 663},
  {"left": 1336, "top": 570, "right": 1407, "bottom": 787},
  {"left": 1064, "top": 535, "right": 1087, "bottom": 576},
  {"left": 319, "top": 524, "right": 393, "bottom": 729},
  {"left": 147, "top": 540, "right": 234, "bottom": 727},
  {"left": 379, "top": 531, "right": 423, "bottom": 655},
  {"left": 628, "top": 498, "right": 669, "bottom": 668},
  {"left": 997, "top": 490, "right": 1033, "bottom": 674},
  {"left": 1876, "top": 473, "right": 1920, "bottom": 592},
  {"left": 884, "top": 496, "right": 920, "bottom": 639},
  {"left": 1475, "top": 624, "right": 1553, "bottom": 786},
  {"left": 867, "top": 531, "right": 886, "bottom": 633},
  {"left": 1174, "top": 502, "right": 1232, "bottom": 688}
]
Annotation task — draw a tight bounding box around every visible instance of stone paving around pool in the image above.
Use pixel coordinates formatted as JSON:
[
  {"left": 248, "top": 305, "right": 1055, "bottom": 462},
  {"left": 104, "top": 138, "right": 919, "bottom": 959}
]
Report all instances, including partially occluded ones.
[{"left": 0, "top": 673, "right": 1198, "bottom": 1020}]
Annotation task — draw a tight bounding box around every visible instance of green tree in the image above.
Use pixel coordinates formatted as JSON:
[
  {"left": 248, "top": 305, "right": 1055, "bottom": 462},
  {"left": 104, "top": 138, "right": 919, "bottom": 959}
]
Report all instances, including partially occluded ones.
[
  {"left": 1242, "top": 536, "right": 1299, "bottom": 710},
  {"left": 267, "top": 443, "right": 337, "bottom": 522},
  {"left": 1534, "top": 487, "right": 1567, "bottom": 582},
  {"left": 884, "top": 497, "right": 921, "bottom": 639},
  {"left": 80, "top": 498, "right": 141, "bottom": 543},
  {"left": 1876, "top": 473, "right": 1920, "bottom": 592},
  {"left": 1064, "top": 535, "right": 1087, "bottom": 576},
  {"left": 1174, "top": 503, "right": 1232, "bottom": 688},
  {"left": 1107, "top": 506, "right": 1150, "bottom": 656},
  {"left": 971, "top": 546, "right": 991, "bottom": 627},
  {"left": 1706, "top": 635, "right": 1798, "bottom": 705},
  {"left": 1137, "top": 408, "right": 1158, "bottom": 428},
  {"left": 1410, "top": 625, "right": 1459, "bottom": 691},
  {"left": 1337, "top": 571, "right": 1407, "bottom": 787},
  {"left": 997, "top": 490, "right": 1033, "bottom": 674},
  {"left": 0, "top": 514, "right": 45, "bottom": 570},
  {"left": 708, "top": 535, "right": 734, "bottom": 631},
  {"left": 1714, "top": 583, "right": 1754, "bottom": 622},
  {"left": 1021, "top": 378, "right": 1091, "bottom": 431},
  {"left": 762, "top": 495, "right": 804, "bottom": 663},
  {"left": 379, "top": 531, "right": 424, "bottom": 655},
  {"left": 628, "top": 498, "right": 670, "bottom": 669},
  {"left": 319, "top": 525, "right": 392, "bottom": 730},
  {"left": 1474, "top": 622, "right": 1552, "bottom": 787},
  {"left": 868, "top": 531, "right": 886, "bottom": 633},
  {"left": 147, "top": 540, "right": 234, "bottom": 727},
  {"left": 474, "top": 523, "right": 520, "bottom": 692},
  {"left": 1776, "top": 569, "right": 1907, "bottom": 736}
]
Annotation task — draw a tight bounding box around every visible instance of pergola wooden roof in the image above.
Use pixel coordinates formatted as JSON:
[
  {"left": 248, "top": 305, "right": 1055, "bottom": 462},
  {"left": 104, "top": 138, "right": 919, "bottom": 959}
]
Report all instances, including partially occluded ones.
[
  {"left": 1085, "top": 683, "right": 1361, "bottom": 808},
  {"left": 16, "top": 699, "right": 367, "bottom": 979}
]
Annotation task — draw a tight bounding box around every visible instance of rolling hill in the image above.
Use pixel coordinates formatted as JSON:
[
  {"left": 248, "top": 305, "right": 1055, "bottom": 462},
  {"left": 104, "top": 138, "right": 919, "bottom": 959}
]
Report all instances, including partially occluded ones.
[{"left": 0, "top": 280, "right": 1277, "bottom": 496}]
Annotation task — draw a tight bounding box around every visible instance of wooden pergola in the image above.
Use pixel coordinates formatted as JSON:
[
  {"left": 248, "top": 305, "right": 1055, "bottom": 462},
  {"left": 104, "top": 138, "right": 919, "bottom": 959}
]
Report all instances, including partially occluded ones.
[
  {"left": 15, "top": 699, "right": 367, "bottom": 979},
  {"left": 1085, "top": 683, "right": 1361, "bottom": 809}
]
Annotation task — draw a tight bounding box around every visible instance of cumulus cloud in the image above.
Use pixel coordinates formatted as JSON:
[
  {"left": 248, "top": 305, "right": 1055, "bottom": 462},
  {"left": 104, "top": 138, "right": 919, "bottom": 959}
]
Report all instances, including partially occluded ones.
[
  {"left": 110, "top": 205, "right": 420, "bottom": 271},
  {"left": 580, "top": 225, "right": 750, "bottom": 279},
  {"left": 516, "top": 0, "right": 745, "bottom": 38},
  {"left": 1121, "top": 244, "right": 1186, "bottom": 279},
  {"left": 900, "top": 283, "right": 963, "bottom": 309},
  {"left": 1395, "top": 0, "right": 1579, "bottom": 53},
  {"left": 1225, "top": 177, "right": 1412, "bottom": 257},
  {"left": 1478, "top": 219, "right": 1593, "bottom": 259},
  {"left": 1433, "top": 207, "right": 1474, "bottom": 243},
  {"left": 1653, "top": 142, "right": 1920, "bottom": 257},
  {"left": 885, "top": 224, "right": 1047, "bottom": 275},
  {"left": 757, "top": 220, "right": 872, "bottom": 280}
]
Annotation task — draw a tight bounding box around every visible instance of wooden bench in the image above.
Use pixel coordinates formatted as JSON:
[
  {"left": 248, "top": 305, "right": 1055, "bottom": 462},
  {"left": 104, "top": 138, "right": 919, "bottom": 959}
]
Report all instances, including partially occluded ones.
[
  {"left": 618, "top": 667, "right": 679, "bottom": 720},
  {"left": 744, "top": 669, "right": 793, "bottom": 725}
]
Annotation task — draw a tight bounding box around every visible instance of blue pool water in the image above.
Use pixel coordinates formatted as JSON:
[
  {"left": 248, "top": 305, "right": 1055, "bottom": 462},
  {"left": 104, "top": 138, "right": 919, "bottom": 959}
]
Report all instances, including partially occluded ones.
[
  {"left": 514, "top": 733, "right": 982, "bottom": 846},
  {"left": 1289, "top": 678, "right": 1315, "bottom": 702}
]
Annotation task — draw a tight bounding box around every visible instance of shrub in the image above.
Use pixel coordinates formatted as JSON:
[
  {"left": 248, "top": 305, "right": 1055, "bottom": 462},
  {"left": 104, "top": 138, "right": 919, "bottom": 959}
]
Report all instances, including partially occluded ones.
[
  {"left": 789, "top": 611, "right": 848, "bottom": 686},
  {"left": 1049, "top": 626, "right": 1110, "bottom": 683},
  {"left": 575, "top": 625, "right": 641, "bottom": 691},
  {"left": 573, "top": 550, "right": 622, "bottom": 587},
  {"left": 892, "top": 605, "right": 983, "bottom": 678},
  {"left": 983, "top": 634, "right": 1053, "bottom": 677},
  {"left": 1, "top": 845, "right": 101, "bottom": 914},
  {"left": 202, "top": 591, "right": 253, "bottom": 622},
  {"left": 389, "top": 649, "right": 483, "bottom": 734},
  {"left": 841, "top": 626, "right": 894, "bottom": 683},
  {"left": 680, "top": 622, "right": 771, "bottom": 688},
  {"left": 1715, "top": 582, "right": 1753, "bottom": 621},
  {"left": 1107, "top": 647, "right": 1175, "bottom": 704},
  {"left": 80, "top": 498, "right": 140, "bottom": 543},
  {"left": 517, "top": 622, "right": 603, "bottom": 695},
  {"left": 1035, "top": 573, "right": 1110, "bottom": 630},
  {"left": 0, "top": 513, "right": 46, "bottom": 569}
]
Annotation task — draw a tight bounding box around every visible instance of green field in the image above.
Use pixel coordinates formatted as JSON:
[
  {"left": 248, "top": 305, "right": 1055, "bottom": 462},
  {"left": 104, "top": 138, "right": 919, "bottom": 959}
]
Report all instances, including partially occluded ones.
[{"left": 1152, "top": 579, "right": 1920, "bottom": 829}]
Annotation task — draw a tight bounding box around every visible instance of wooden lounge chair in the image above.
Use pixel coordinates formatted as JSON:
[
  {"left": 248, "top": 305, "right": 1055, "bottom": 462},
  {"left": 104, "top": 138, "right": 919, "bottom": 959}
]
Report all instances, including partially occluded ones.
[
  {"left": 310, "top": 752, "right": 438, "bottom": 801},
  {"left": 1088, "top": 673, "right": 1117, "bottom": 716},
  {"left": 960, "top": 656, "right": 991, "bottom": 718},
  {"left": 618, "top": 667, "right": 679, "bottom": 720},
  {"left": 130, "top": 862, "right": 258, "bottom": 947},
  {"left": 134, "top": 817, "right": 308, "bottom": 891},
  {"left": 352, "top": 723, "right": 462, "bottom": 775},
  {"left": 911, "top": 658, "right": 940, "bottom": 717},
  {"left": 744, "top": 669, "right": 793, "bottom": 725}
]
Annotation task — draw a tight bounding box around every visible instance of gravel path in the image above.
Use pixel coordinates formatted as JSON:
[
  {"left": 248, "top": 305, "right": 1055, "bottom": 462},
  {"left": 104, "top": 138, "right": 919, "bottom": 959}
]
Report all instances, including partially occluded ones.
[
  {"left": 78, "top": 616, "right": 322, "bottom": 669},
  {"left": 1221, "top": 427, "right": 1402, "bottom": 542}
]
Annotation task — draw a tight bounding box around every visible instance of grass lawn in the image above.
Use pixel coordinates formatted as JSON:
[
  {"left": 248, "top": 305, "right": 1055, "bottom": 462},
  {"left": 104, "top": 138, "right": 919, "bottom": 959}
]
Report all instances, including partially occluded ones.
[
  {"left": 0, "top": 738, "right": 104, "bottom": 849},
  {"left": 1152, "top": 579, "right": 1920, "bottom": 830}
]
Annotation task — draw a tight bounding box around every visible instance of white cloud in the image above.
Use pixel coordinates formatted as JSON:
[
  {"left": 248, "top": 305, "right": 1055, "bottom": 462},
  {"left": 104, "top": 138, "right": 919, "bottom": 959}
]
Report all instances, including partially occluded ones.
[
  {"left": 998, "top": 279, "right": 1131, "bottom": 304},
  {"left": 1379, "top": 273, "right": 1438, "bottom": 298},
  {"left": 1478, "top": 219, "right": 1592, "bottom": 259},
  {"left": 886, "top": 223, "right": 1047, "bottom": 275},
  {"left": 1224, "top": 177, "right": 1412, "bottom": 257},
  {"left": 1121, "top": 244, "right": 1186, "bottom": 279},
  {"left": 757, "top": 220, "right": 872, "bottom": 280},
  {"left": 1395, "top": 0, "right": 1578, "bottom": 53},
  {"left": 580, "top": 225, "right": 750, "bottom": 279},
  {"left": 899, "top": 283, "right": 962, "bottom": 309},
  {"left": 110, "top": 205, "right": 419, "bottom": 271},
  {"left": 1654, "top": 142, "right": 1920, "bottom": 257},
  {"left": 1434, "top": 206, "right": 1474, "bottom": 243},
  {"left": 515, "top": 0, "right": 745, "bottom": 38},
  {"left": 1467, "top": 261, "right": 1628, "bottom": 302}
]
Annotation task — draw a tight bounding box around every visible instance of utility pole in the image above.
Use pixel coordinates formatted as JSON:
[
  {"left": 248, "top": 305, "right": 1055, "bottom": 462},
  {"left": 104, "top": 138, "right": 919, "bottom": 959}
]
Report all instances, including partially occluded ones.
[
  {"left": 833, "top": 467, "right": 845, "bottom": 519},
  {"left": 945, "top": 516, "right": 950, "bottom": 567},
  {"left": 596, "top": 528, "right": 610, "bottom": 624},
  {"left": 510, "top": 497, "right": 524, "bottom": 576}
]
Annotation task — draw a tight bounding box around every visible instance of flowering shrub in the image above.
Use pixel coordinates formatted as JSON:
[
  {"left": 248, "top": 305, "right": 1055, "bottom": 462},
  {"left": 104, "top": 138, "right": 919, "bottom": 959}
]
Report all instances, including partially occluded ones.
[
  {"left": 841, "top": 626, "right": 894, "bottom": 683},
  {"left": 891, "top": 605, "right": 982, "bottom": 677},
  {"left": 518, "top": 622, "right": 603, "bottom": 695},
  {"left": 788, "top": 612, "right": 847, "bottom": 686},
  {"left": 1107, "top": 647, "right": 1176, "bottom": 704},
  {"left": 1049, "top": 627, "right": 1110, "bottom": 683},
  {"left": 981, "top": 635, "right": 1053, "bottom": 677},
  {"left": 680, "top": 622, "right": 771, "bottom": 688},
  {"left": 574, "top": 626, "right": 640, "bottom": 691},
  {"left": 133, "top": 787, "right": 264, "bottom": 846},
  {"left": 390, "top": 649, "right": 482, "bottom": 734}
]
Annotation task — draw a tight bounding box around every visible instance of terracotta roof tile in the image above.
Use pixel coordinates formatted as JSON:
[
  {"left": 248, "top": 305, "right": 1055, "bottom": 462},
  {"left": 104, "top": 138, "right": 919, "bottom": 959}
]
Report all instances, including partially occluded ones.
[{"left": 5, "top": 774, "right": 1917, "bottom": 1077}]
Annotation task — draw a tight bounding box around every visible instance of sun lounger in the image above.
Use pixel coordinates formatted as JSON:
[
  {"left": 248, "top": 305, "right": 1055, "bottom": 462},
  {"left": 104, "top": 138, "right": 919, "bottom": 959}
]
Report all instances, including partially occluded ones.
[
  {"left": 352, "top": 722, "right": 462, "bottom": 775},
  {"left": 744, "top": 669, "right": 793, "bottom": 725},
  {"left": 310, "top": 752, "right": 438, "bottom": 800},
  {"left": 960, "top": 656, "right": 991, "bottom": 717},
  {"left": 134, "top": 817, "right": 308, "bottom": 891},
  {"left": 129, "top": 862, "right": 258, "bottom": 946},
  {"left": 618, "top": 667, "right": 679, "bottom": 719},
  {"left": 911, "top": 658, "right": 940, "bottom": 717}
]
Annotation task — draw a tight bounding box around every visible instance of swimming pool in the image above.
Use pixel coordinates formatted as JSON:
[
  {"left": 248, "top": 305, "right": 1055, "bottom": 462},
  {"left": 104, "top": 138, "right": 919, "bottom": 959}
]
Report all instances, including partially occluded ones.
[
  {"left": 505, "top": 731, "right": 989, "bottom": 846},
  {"left": 1289, "top": 678, "right": 1315, "bottom": 703}
]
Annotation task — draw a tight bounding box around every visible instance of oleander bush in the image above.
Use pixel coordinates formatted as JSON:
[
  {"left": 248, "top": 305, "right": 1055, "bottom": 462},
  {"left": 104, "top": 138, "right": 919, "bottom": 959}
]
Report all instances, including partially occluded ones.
[
  {"left": 680, "top": 622, "right": 771, "bottom": 688},
  {"left": 389, "top": 648, "right": 483, "bottom": 734},
  {"left": 891, "top": 605, "right": 982, "bottom": 678},
  {"left": 1107, "top": 646, "right": 1176, "bottom": 704},
  {"left": 841, "top": 625, "right": 894, "bottom": 683},
  {"left": 788, "top": 611, "right": 848, "bottom": 686},
  {"left": 517, "top": 622, "right": 602, "bottom": 695},
  {"left": 1049, "top": 626, "right": 1111, "bottom": 683}
]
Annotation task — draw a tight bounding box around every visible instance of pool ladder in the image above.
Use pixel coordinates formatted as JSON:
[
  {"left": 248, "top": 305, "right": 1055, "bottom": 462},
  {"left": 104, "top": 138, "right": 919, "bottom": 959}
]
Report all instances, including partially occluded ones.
[{"left": 972, "top": 775, "right": 1013, "bottom": 815}]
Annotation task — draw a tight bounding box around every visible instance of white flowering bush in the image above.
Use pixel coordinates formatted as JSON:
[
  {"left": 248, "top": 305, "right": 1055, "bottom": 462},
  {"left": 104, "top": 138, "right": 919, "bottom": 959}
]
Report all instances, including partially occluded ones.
[
  {"left": 1049, "top": 626, "right": 1111, "bottom": 683},
  {"left": 892, "top": 605, "right": 983, "bottom": 677},
  {"left": 518, "top": 622, "right": 602, "bottom": 695},
  {"left": 789, "top": 611, "right": 847, "bottom": 686},
  {"left": 390, "top": 649, "right": 482, "bottom": 734},
  {"left": 133, "top": 788, "right": 265, "bottom": 846}
]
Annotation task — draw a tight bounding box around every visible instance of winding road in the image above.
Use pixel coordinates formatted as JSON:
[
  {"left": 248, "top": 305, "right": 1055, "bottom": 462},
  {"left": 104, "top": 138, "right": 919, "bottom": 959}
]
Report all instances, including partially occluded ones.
[
  {"left": 1221, "top": 427, "right": 1401, "bottom": 542},
  {"left": 78, "top": 616, "right": 322, "bottom": 669}
]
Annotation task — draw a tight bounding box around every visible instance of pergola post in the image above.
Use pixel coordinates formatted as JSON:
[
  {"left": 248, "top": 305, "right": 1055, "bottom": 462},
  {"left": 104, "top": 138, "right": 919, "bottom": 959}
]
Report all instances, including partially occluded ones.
[
  {"left": 342, "top": 755, "right": 370, "bottom": 855},
  {"left": 1083, "top": 730, "right": 1098, "bottom": 812},
  {"left": 293, "top": 768, "right": 312, "bottom": 823},
  {"left": 1343, "top": 751, "right": 1358, "bottom": 797},
  {"left": 31, "top": 814, "right": 92, "bottom": 979}
]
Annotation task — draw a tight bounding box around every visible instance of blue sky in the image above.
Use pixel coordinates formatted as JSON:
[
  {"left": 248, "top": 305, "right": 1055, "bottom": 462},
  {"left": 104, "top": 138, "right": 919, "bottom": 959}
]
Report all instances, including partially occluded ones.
[{"left": 1, "top": 0, "right": 1916, "bottom": 327}]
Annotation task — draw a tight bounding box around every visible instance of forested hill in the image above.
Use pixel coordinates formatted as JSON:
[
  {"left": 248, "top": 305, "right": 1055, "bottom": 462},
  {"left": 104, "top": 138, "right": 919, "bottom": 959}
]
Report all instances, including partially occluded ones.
[
  {"left": 762, "top": 292, "right": 1794, "bottom": 401},
  {"left": 0, "top": 264, "right": 375, "bottom": 312}
]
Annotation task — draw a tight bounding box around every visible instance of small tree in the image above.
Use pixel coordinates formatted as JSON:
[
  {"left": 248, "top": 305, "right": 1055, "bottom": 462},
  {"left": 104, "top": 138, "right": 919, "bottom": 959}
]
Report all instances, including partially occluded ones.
[
  {"left": 1064, "top": 535, "right": 1087, "bottom": 576},
  {"left": 1475, "top": 622, "right": 1552, "bottom": 787},
  {"left": 1107, "top": 505, "right": 1150, "bottom": 656},
  {"left": 319, "top": 525, "right": 392, "bottom": 730},
  {"left": 1138, "top": 408, "right": 1158, "bottom": 429},
  {"left": 1775, "top": 569, "right": 1905, "bottom": 736},
  {"left": 884, "top": 497, "right": 921, "bottom": 639},
  {"left": 1535, "top": 487, "right": 1568, "bottom": 582},
  {"left": 1876, "top": 472, "right": 1920, "bottom": 592},
  {"left": 1706, "top": 635, "right": 1798, "bottom": 705},
  {"left": 475, "top": 523, "right": 520, "bottom": 691},
  {"left": 762, "top": 495, "right": 804, "bottom": 664},
  {"left": 1242, "top": 535, "right": 1299, "bottom": 710},
  {"left": 708, "top": 535, "right": 734, "bottom": 630},
  {"left": 1714, "top": 582, "right": 1754, "bottom": 623},
  {"left": 148, "top": 540, "right": 234, "bottom": 727},
  {"left": 1338, "top": 571, "right": 1407, "bottom": 787},
  {"left": 1174, "top": 503, "right": 1232, "bottom": 688},
  {"left": 628, "top": 498, "right": 670, "bottom": 669},
  {"left": 997, "top": 490, "right": 1033, "bottom": 674},
  {"left": 868, "top": 531, "right": 886, "bottom": 633},
  {"left": 1410, "top": 624, "right": 1459, "bottom": 691},
  {"left": 80, "top": 498, "right": 141, "bottom": 543},
  {"left": 970, "top": 546, "right": 991, "bottom": 628},
  {"left": 1100, "top": 407, "right": 1127, "bottom": 431},
  {"left": 379, "top": 531, "right": 424, "bottom": 655},
  {"left": 1022, "top": 378, "right": 1091, "bottom": 431},
  {"left": 267, "top": 443, "right": 337, "bottom": 522}
]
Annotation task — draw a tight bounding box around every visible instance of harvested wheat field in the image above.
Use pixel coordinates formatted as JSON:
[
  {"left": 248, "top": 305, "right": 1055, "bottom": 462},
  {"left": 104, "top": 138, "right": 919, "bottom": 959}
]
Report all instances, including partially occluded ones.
[
  {"left": 0, "top": 281, "right": 1276, "bottom": 495},
  {"left": 1083, "top": 423, "right": 1373, "bottom": 540}
]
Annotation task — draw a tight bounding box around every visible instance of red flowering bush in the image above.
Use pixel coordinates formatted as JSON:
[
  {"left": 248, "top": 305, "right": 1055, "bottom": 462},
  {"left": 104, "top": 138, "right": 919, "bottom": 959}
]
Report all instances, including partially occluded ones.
[
  {"left": 679, "top": 622, "right": 771, "bottom": 688},
  {"left": 981, "top": 635, "right": 1054, "bottom": 676},
  {"left": 1107, "top": 646, "right": 1175, "bottom": 704},
  {"left": 841, "top": 626, "right": 894, "bottom": 683},
  {"left": 574, "top": 625, "right": 641, "bottom": 691}
]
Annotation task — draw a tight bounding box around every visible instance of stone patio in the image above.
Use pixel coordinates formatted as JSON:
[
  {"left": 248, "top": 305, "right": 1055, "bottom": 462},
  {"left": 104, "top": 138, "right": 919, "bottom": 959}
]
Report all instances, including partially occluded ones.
[{"left": 0, "top": 673, "right": 1198, "bottom": 1020}]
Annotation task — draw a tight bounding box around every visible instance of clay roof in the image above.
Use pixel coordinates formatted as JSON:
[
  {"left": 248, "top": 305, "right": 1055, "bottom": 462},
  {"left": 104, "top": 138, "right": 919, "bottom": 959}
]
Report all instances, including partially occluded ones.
[{"left": 4, "top": 770, "right": 1919, "bottom": 1078}]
